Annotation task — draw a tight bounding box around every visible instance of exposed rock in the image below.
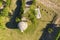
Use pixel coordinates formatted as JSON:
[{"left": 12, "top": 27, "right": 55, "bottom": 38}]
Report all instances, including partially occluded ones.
[
  {"left": 18, "top": 21, "right": 28, "bottom": 32},
  {"left": 35, "top": 6, "right": 41, "bottom": 19},
  {"left": 18, "top": 17, "right": 28, "bottom": 32}
]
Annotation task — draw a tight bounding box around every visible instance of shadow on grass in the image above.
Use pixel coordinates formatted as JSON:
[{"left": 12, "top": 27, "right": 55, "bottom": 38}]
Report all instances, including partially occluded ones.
[
  {"left": 39, "top": 23, "right": 60, "bottom": 40},
  {"left": 6, "top": 0, "right": 23, "bottom": 29},
  {"left": 58, "top": 37, "right": 60, "bottom": 40}
]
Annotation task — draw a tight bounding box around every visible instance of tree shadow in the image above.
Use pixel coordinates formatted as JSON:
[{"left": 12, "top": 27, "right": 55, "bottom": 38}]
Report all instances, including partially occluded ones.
[
  {"left": 39, "top": 23, "right": 60, "bottom": 40},
  {"left": 58, "top": 37, "right": 60, "bottom": 40},
  {"left": 6, "top": 0, "right": 23, "bottom": 29}
]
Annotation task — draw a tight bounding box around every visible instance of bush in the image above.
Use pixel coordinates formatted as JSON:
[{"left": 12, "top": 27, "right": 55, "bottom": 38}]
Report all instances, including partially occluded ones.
[
  {"left": 55, "top": 30, "right": 60, "bottom": 40},
  {"left": 21, "top": 0, "right": 37, "bottom": 25},
  {"left": 1, "top": 7, "right": 9, "bottom": 16},
  {"left": 6, "top": 0, "right": 11, "bottom": 6},
  {"left": 48, "top": 28, "right": 53, "bottom": 33},
  {"left": 0, "top": 16, "right": 6, "bottom": 28},
  {"left": 22, "top": 0, "right": 25, "bottom": 9},
  {"left": 28, "top": 5, "right": 37, "bottom": 24},
  {"left": 0, "top": 1, "right": 2, "bottom": 7}
]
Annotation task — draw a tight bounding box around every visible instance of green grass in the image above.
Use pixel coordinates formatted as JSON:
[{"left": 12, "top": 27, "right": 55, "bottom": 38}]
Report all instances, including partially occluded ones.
[
  {"left": 49, "top": 0, "right": 60, "bottom": 6},
  {"left": 0, "top": 0, "right": 2, "bottom": 7},
  {"left": 0, "top": 1, "right": 56, "bottom": 40},
  {"left": 6, "top": 0, "right": 11, "bottom": 6},
  {"left": 56, "top": 33, "right": 60, "bottom": 40},
  {"left": 1, "top": 7, "right": 9, "bottom": 16}
]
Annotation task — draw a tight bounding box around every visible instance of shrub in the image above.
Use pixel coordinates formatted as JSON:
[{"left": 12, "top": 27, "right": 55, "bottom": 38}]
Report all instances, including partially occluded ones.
[
  {"left": 22, "top": 0, "right": 25, "bottom": 9},
  {"left": 48, "top": 28, "right": 53, "bottom": 33},
  {"left": 0, "top": 1, "right": 2, "bottom": 7},
  {"left": 28, "top": 5, "right": 37, "bottom": 24},
  {"left": 1, "top": 7, "right": 9, "bottom": 16},
  {"left": 55, "top": 30, "right": 60, "bottom": 40},
  {"left": 6, "top": 0, "right": 11, "bottom": 6},
  {"left": 0, "top": 16, "right": 7, "bottom": 28}
]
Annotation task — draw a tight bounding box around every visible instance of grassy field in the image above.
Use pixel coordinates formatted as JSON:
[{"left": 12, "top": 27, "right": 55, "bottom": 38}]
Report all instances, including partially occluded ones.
[
  {"left": 48, "top": 0, "right": 60, "bottom": 6},
  {"left": 38, "top": 0, "right": 60, "bottom": 16},
  {"left": 0, "top": 1, "right": 56, "bottom": 40}
]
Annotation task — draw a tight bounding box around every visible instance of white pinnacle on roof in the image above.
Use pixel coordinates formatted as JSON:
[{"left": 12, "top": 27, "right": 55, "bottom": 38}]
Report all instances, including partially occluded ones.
[{"left": 35, "top": 6, "right": 41, "bottom": 19}]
